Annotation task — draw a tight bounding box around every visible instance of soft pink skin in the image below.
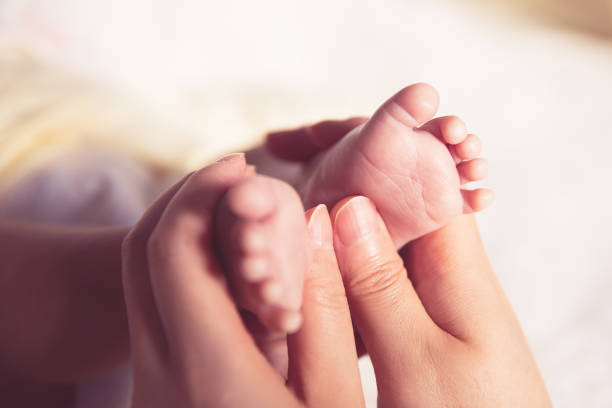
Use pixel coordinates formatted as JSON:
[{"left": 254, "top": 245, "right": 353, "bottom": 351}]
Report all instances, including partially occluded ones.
[
  {"left": 215, "top": 174, "right": 309, "bottom": 332},
  {"left": 241, "top": 83, "right": 492, "bottom": 373},
  {"left": 295, "top": 83, "right": 492, "bottom": 248}
]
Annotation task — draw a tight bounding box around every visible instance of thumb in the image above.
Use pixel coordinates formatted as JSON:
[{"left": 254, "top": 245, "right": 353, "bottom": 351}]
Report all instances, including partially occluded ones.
[{"left": 331, "top": 196, "right": 439, "bottom": 399}]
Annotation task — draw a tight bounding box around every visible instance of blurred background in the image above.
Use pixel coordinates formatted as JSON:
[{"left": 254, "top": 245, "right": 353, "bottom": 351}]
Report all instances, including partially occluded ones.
[{"left": 1, "top": 0, "right": 611, "bottom": 406}]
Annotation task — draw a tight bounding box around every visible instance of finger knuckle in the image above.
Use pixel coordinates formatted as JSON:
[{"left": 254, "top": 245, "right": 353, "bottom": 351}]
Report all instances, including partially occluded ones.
[
  {"left": 147, "top": 213, "right": 209, "bottom": 263},
  {"left": 146, "top": 226, "right": 178, "bottom": 263},
  {"left": 305, "top": 276, "right": 350, "bottom": 312},
  {"left": 346, "top": 255, "right": 406, "bottom": 301},
  {"left": 121, "top": 226, "right": 147, "bottom": 257},
  {"left": 145, "top": 229, "right": 165, "bottom": 260}
]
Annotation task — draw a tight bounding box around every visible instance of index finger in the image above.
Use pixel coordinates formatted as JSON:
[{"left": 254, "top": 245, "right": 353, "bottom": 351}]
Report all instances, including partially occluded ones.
[{"left": 147, "top": 155, "right": 299, "bottom": 405}]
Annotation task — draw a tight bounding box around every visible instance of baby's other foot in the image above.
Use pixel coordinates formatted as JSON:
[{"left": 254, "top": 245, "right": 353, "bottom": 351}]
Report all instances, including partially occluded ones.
[
  {"left": 298, "top": 83, "right": 493, "bottom": 247},
  {"left": 216, "top": 172, "right": 309, "bottom": 333}
]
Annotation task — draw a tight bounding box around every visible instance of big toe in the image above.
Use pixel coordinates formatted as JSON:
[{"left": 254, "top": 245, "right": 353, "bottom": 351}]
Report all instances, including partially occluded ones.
[
  {"left": 376, "top": 83, "right": 440, "bottom": 127},
  {"left": 226, "top": 175, "right": 277, "bottom": 220}
]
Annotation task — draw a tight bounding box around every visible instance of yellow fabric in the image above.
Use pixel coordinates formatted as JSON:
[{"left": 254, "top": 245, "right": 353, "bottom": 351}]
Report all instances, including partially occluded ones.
[{"left": 0, "top": 49, "right": 201, "bottom": 190}]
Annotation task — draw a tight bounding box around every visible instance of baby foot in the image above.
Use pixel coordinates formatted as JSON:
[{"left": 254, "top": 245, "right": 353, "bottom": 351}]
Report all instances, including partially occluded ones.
[
  {"left": 297, "top": 83, "right": 493, "bottom": 247},
  {"left": 215, "top": 171, "right": 309, "bottom": 333}
]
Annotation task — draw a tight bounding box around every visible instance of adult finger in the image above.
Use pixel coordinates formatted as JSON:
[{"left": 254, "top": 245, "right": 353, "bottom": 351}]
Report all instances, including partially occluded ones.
[
  {"left": 287, "top": 205, "right": 364, "bottom": 408},
  {"left": 122, "top": 172, "right": 192, "bottom": 364},
  {"left": 330, "top": 196, "right": 441, "bottom": 403},
  {"left": 147, "top": 154, "right": 299, "bottom": 405},
  {"left": 401, "top": 214, "right": 512, "bottom": 344},
  {"left": 266, "top": 117, "right": 367, "bottom": 162}
]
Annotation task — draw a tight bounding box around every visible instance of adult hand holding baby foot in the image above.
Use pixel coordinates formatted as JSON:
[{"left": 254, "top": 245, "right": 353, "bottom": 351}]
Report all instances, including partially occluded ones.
[
  {"left": 119, "top": 154, "right": 550, "bottom": 407},
  {"left": 120, "top": 80, "right": 551, "bottom": 407},
  {"left": 250, "top": 82, "right": 548, "bottom": 406},
  {"left": 120, "top": 154, "right": 364, "bottom": 407},
  {"left": 0, "top": 83, "right": 552, "bottom": 407},
  {"left": 330, "top": 197, "right": 552, "bottom": 407}
]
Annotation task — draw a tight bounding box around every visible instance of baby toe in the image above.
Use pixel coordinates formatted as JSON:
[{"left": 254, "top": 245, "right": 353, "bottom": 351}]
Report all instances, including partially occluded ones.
[
  {"left": 457, "top": 158, "right": 488, "bottom": 184},
  {"left": 462, "top": 188, "right": 494, "bottom": 213},
  {"left": 419, "top": 115, "right": 467, "bottom": 145},
  {"left": 258, "top": 307, "right": 303, "bottom": 333},
  {"left": 227, "top": 176, "right": 277, "bottom": 220},
  {"left": 376, "top": 83, "right": 440, "bottom": 127},
  {"left": 454, "top": 133, "right": 481, "bottom": 160},
  {"left": 439, "top": 115, "right": 468, "bottom": 145},
  {"left": 258, "top": 279, "right": 284, "bottom": 304},
  {"left": 240, "top": 256, "right": 270, "bottom": 281},
  {"left": 237, "top": 222, "right": 268, "bottom": 254}
]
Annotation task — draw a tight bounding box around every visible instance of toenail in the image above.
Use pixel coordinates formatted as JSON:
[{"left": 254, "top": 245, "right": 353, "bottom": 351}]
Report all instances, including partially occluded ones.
[
  {"left": 241, "top": 227, "right": 267, "bottom": 253},
  {"left": 334, "top": 196, "right": 379, "bottom": 245},
  {"left": 260, "top": 281, "right": 283, "bottom": 303},
  {"left": 241, "top": 257, "right": 268, "bottom": 281},
  {"left": 279, "top": 310, "right": 303, "bottom": 333}
]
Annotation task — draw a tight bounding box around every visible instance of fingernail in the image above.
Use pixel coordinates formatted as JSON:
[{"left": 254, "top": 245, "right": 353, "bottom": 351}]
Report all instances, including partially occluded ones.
[
  {"left": 334, "top": 196, "right": 378, "bottom": 245},
  {"left": 245, "top": 164, "right": 257, "bottom": 175},
  {"left": 306, "top": 204, "right": 332, "bottom": 249},
  {"left": 215, "top": 152, "right": 245, "bottom": 164}
]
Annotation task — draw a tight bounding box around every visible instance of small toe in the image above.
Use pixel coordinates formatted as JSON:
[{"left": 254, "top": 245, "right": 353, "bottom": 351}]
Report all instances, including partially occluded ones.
[
  {"left": 457, "top": 158, "right": 488, "bottom": 183},
  {"left": 236, "top": 222, "right": 268, "bottom": 254},
  {"left": 420, "top": 115, "right": 468, "bottom": 145},
  {"left": 258, "top": 279, "right": 283, "bottom": 303},
  {"left": 453, "top": 133, "right": 481, "bottom": 160},
  {"left": 277, "top": 309, "right": 303, "bottom": 333},
  {"left": 462, "top": 188, "right": 494, "bottom": 213},
  {"left": 240, "top": 256, "right": 270, "bottom": 281},
  {"left": 376, "top": 83, "right": 440, "bottom": 127},
  {"left": 255, "top": 304, "right": 303, "bottom": 333},
  {"left": 440, "top": 116, "right": 468, "bottom": 144}
]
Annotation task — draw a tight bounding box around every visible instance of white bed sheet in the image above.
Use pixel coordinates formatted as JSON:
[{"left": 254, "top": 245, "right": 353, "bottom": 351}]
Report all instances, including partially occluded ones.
[{"left": 2, "top": 1, "right": 611, "bottom": 406}]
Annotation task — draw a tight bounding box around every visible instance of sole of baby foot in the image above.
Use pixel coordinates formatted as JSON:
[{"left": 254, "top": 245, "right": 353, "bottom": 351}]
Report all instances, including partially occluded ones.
[
  {"left": 216, "top": 174, "right": 309, "bottom": 333},
  {"left": 299, "top": 83, "right": 493, "bottom": 248}
]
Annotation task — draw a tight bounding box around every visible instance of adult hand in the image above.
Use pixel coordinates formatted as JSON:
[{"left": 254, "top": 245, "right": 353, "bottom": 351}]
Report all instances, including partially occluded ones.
[
  {"left": 120, "top": 154, "right": 364, "bottom": 407},
  {"left": 265, "top": 119, "right": 551, "bottom": 406},
  {"left": 265, "top": 117, "right": 367, "bottom": 162},
  {"left": 330, "top": 195, "right": 552, "bottom": 407}
]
